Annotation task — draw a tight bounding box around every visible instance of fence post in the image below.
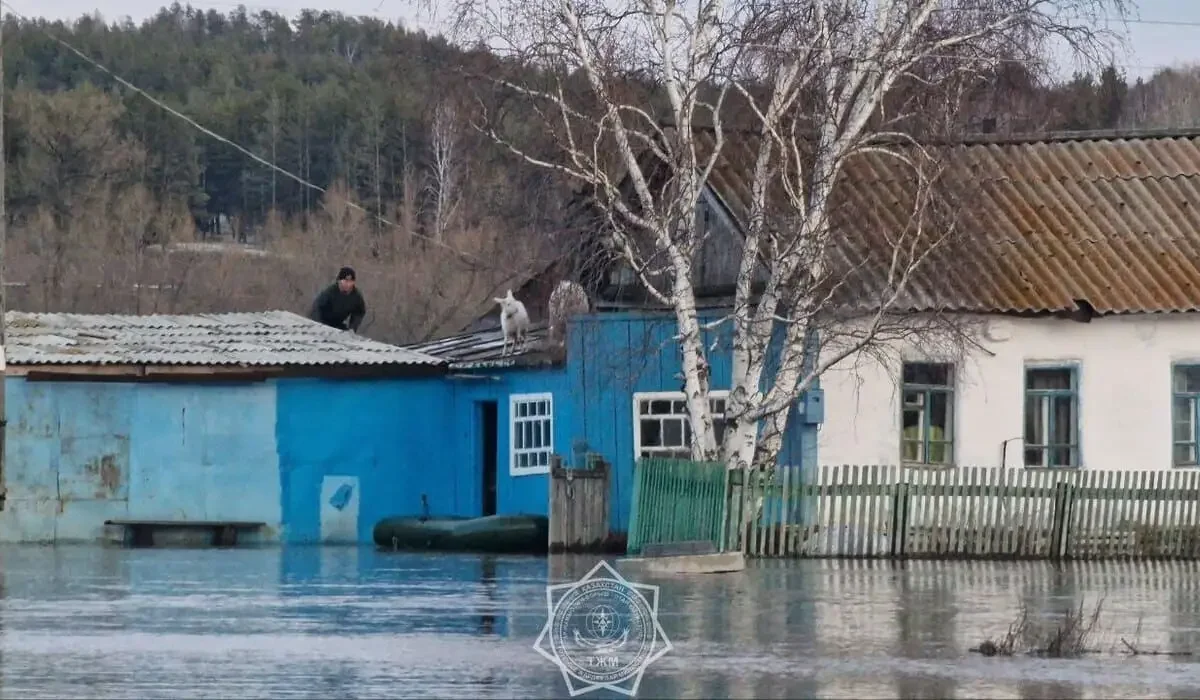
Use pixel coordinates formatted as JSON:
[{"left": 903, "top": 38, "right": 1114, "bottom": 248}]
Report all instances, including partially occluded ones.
[
  {"left": 1050, "top": 480, "right": 1076, "bottom": 559},
  {"left": 891, "top": 481, "right": 910, "bottom": 558}
]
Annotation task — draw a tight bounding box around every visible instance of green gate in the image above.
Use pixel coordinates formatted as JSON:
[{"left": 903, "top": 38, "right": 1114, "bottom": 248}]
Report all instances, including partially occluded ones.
[{"left": 626, "top": 458, "right": 729, "bottom": 555}]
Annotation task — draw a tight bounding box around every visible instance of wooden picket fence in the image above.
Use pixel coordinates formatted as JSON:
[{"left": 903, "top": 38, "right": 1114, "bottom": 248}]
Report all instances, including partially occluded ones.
[
  {"left": 727, "top": 465, "right": 1200, "bottom": 559},
  {"left": 627, "top": 458, "right": 729, "bottom": 556},
  {"left": 628, "top": 460, "right": 1200, "bottom": 560}
]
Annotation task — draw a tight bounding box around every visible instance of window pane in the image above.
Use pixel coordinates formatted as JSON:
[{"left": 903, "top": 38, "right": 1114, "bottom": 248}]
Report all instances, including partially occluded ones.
[
  {"left": 928, "top": 441, "right": 950, "bottom": 464},
  {"left": 639, "top": 400, "right": 650, "bottom": 415},
  {"left": 530, "top": 421, "right": 542, "bottom": 449},
  {"left": 902, "top": 391, "right": 925, "bottom": 409},
  {"left": 903, "top": 362, "right": 951, "bottom": 387},
  {"left": 712, "top": 399, "right": 726, "bottom": 415},
  {"left": 929, "top": 392, "right": 951, "bottom": 440},
  {"left": 901, "top": 440, "right": 922, "bottom": 462},
  {"left": 1025, "top": 446, "right": 1044, "bottom": 467},
  {"left": 641, "top": 420, "right": 662, "bottom": 447},
  {"left": 1051, "top": 395, "right": 1076, "bottom": 445},
  {"left": 714, "top": 420, "right": 727, "bottom": 446},
  {"left": 1175, "top": 443, "right": 1197, "bottom": 465},
  {"left": 1174, "top": 396, "right": 1195, "bottom": 442},
  {"left": 518, "top": 452, "right": 528, "bottom": 468},
  {"left": 902, "top": 409, "right": 922, "bottom": 447},
  {"left": 1025, "top": 396, "right": 1044, "bottom": 445},
  {"left": 683, "top": 420, "right": 691, "bottom": 445},
  {"left": 1026, "top": 367, "right": 1071, "bottom": 391},
  {"left": 1177, "top": 366, "right": 1200, "bottom": 394},
  {"left": 543, "top": 420, "right": 552, "bottom": 446},
  {"left": 672, "top": 400, "right": 686, "bottom": 414},
  {"left": 539, "top": 451, "right": 549, "bottom": 466},
  {"left": 650, "top": 400, "right": 672, "bottom": 415},
  {"left": 663, "top": 420, "right": 684, "bottom": 448}
]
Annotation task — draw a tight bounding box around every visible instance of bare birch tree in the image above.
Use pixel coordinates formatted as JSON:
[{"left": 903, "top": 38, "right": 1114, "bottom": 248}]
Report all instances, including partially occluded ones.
[
  {"left": 426, "top": 100, "right": 463, "bottom": 242},
  {"left": 436, "top": 0, "right": 1128, "bottom": 471}
]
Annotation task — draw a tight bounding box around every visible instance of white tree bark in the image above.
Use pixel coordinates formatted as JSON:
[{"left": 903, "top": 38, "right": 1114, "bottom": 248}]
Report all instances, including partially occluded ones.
[
  {"left": 436, "top": 0, "right": 1128, "bottom": 471},
  {"left": 427, "top": 101, "right": 461, "bottom": 242}
]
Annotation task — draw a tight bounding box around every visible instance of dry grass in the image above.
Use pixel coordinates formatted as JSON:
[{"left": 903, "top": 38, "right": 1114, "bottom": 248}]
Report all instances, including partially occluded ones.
[
  {"left": 5, "top": 181, "right": 552, "bottom": 345},
  {"left": 972, "top": 597, "right": 1106, "bottom": 658}
]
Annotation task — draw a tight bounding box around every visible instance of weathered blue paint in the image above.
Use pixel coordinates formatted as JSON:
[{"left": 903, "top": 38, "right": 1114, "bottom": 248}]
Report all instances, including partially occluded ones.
[
  {"left": 1, "top": 309, "right": 820, "bottom": 545},
  {"left": 563, "top": 310, "right": 822, "bottom": 532},
  {"left": 0, "top": 377, "right": 281, "bottom": 543}
]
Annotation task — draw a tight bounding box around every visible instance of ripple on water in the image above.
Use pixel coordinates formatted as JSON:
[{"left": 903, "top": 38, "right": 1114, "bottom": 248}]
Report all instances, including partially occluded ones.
[{"left": 1, "top": 548, "right": 1200, "bottom": 698}]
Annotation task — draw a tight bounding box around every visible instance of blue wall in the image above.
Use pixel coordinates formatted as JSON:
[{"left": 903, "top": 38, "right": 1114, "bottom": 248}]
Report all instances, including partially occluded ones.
[
  {"left": 275, "top": 377, "right": 452, "bottom": 544},
  {"left": 441, "top": 310, "right": 823, "bottom": 536},
  {"left": 1, "top": 376, "right": 282, "bottom": 542},
  {"left": 439, "top": 367, "right": 571, "bottom": 518},
  {"left": 0, "top": 309, "right": 820, "bottom": 544},
  {"left": 561, "top": 310, "right": 821, "bottom": 533},
  {"left": 0, "top": 370, "right": 570, "bottom": 544}
]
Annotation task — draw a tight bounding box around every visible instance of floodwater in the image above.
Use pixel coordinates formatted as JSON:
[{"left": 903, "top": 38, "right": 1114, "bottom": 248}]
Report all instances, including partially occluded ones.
[{"left": 0, "top": 547, "right": 1199, "bottom": 699}]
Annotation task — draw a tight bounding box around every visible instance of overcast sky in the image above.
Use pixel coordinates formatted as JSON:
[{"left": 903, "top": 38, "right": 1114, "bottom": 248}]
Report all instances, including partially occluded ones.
[{"left": 9, "top": 0, "right": 1200, "bottom": 80}]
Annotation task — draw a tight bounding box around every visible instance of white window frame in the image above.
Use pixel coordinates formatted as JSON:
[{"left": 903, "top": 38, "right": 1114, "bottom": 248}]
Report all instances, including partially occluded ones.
[
  {"left": 632, "top": 390, "right": 730, "bottom": 462},
  {"left": 510, "top": 392, "right": 554, "bottom": 476}
]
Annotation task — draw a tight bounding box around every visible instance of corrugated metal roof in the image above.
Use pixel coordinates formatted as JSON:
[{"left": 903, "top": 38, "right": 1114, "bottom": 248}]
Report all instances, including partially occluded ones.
[
  {"left": 5, "top": 310, "right": 445, "bottom": 367},
  {"left": 693, "top": 129, "right": 1200, "bottom": 314},
  {"left": 404, "top": 322, "right": 557, "bottom": 370}
]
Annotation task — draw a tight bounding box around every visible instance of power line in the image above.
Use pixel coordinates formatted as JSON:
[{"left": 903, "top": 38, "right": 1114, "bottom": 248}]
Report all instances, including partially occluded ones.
[{"left": 0, "top": 0, "right": 510, "bottom": 275}]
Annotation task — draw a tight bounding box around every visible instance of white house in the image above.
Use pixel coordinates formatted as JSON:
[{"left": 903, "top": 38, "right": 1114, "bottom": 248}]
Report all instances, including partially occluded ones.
[{"left": 813, "top": 129, "right": 1200, "bottom": 472}]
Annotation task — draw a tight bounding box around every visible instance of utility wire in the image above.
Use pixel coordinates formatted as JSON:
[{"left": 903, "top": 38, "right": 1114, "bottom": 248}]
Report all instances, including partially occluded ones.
[{"left": 0, "top": 0, "right": 507, "bottom": 273}]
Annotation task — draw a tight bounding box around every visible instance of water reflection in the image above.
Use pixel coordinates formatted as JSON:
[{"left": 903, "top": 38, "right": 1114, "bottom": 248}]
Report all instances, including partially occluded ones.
[{"left": 0, "top": 548, "right": 1197, "bottom": 697}]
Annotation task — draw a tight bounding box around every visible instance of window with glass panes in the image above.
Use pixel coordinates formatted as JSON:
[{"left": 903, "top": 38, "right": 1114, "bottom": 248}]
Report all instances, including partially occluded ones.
[
  {"left": 1024, "top": 365, "right": 1079, "bottom": 468},
  {"left": 1172, "top": 365, "right": 1200, "bottom": 466},
  {"left": 900, "top": 362, "right": 955, "bottom": 465},
  {"left": 510, "top": 393, "right": 553, "bottom": 476},
  {"left": 633, "top": 391, "right": 728, "bottom": 460}
]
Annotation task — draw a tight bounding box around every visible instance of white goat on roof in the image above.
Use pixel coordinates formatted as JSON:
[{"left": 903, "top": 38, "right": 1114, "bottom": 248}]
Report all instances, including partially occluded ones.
[{"left": 495, "top": 289, "right": 530, "bottom": 356}]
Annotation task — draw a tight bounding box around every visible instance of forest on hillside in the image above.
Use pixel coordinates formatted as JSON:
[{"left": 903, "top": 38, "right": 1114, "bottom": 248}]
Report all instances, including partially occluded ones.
[{"left": 3, "top": 3, "right": 1200, "bottom": 342}]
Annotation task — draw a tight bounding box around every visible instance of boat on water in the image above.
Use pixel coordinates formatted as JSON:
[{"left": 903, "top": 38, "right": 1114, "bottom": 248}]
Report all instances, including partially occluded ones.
[{"left": 373, "top": 513, "right": 550, "bottom": 554}]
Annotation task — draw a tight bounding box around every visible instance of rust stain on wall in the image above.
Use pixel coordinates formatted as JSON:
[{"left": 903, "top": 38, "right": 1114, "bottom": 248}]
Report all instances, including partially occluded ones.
[{"left": 84, "top": 454, "right": 123, "bottom": 498}]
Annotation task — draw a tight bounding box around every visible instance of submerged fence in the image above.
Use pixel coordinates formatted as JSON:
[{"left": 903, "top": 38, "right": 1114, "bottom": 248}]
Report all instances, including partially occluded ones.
[{"left": 628, "top": 459, "right": 1200, "bottom": 560}]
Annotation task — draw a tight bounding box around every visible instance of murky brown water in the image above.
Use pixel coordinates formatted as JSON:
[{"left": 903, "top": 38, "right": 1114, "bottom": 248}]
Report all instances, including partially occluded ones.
[{"left": 0, "top": 545, "right": 1199, "bottom": 698}]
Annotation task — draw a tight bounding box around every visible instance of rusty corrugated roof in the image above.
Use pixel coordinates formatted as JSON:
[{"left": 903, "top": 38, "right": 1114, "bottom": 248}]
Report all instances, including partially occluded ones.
[
  {"left": 693, "top": 129, "right": 1200, "bottom": 314},
  {"left": 5, "top": 310, "right": 446, "bottom": 367},
  {"left": 404, "top": 322, "right": 557, "bottom": 370}
]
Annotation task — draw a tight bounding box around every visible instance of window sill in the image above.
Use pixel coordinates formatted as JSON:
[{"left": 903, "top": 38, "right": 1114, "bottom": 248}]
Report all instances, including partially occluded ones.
[
  {"left": 510, "top": 467, "right": 551, "bottom": 477},
  {"left": 1021, "top": 465, "right": 1083, "bottom": 471},
  {"left": 901, "top": 462, "right": 957, "bottom": 471}
]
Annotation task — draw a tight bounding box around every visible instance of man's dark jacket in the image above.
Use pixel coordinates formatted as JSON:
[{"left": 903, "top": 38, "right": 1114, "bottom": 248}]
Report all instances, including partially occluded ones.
[{"left": 310, "top": 283, "right": 366, "bottom": 331}]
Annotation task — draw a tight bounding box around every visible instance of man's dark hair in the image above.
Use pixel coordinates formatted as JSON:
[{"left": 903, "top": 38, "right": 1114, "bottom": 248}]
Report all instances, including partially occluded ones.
[{"left": 337, "top": 266, "right": 356, "bottom": 281}]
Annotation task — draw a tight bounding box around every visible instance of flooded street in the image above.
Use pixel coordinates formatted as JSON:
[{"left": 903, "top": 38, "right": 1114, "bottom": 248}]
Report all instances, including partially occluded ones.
[{"left": 0, "top": 546, "right": 1199, "bottom": 698}]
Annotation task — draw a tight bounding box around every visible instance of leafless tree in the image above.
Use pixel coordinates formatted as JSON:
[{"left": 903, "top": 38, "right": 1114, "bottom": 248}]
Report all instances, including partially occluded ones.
[
  {"left": 435, "top": 0, "right": 1129, "bottom": 471},
  {"left": 426, "top": 100, "right": 464, "bottom": 242}
]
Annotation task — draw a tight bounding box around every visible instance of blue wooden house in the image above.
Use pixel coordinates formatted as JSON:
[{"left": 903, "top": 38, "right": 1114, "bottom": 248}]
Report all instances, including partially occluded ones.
[
  {"left": 402, "top": 129, "right": 829, "bottom": 539},
  {"left": 406, "top": 299, "right": 825, "bottom": 539}
]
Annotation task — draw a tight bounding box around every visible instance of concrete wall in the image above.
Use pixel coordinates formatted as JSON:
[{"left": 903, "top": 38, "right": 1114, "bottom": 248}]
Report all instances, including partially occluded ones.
[{"left": 818, "top": 314, "right": 1200, "bottom": 471}]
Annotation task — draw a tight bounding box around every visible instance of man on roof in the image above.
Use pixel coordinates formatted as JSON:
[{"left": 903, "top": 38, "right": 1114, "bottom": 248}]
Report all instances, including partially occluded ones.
[{"left": 309, "top": 266, "right": 366, "bottom": 332}]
